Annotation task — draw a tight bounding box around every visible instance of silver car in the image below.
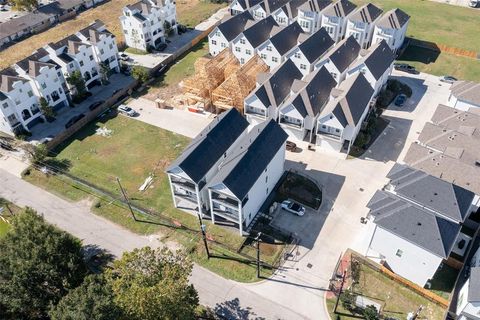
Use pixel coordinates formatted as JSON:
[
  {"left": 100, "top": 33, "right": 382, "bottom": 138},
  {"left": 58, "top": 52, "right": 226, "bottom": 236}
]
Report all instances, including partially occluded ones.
[
  {"left": 281, "top": 200, "right": 305, "bottom": 216},
  {"left": 118, "top": 105, "right": 136, "bottom": 117}
]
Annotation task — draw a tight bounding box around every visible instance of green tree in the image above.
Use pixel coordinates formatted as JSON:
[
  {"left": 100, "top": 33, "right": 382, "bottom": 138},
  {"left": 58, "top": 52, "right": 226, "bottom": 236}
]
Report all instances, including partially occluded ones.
[
  {"left": 23, "top": 143, "right": 48, "bottom": 165},
  {"left": 39, "top": 97, "right": 55, "bottom": 120},
  {"left": 66, "top": 70, "right": 87, "bottom": 98},
  {"left": 49, "top": 274, "right": 122, "bottom": 320},
  {"left": 11, "top": 0, "right": 38, "bottom": 11},
  {"left": 131, "top": 65, "right": 150, "bottom": 84},
  {"left": 363, "top": 305, "right": 379, "bottom": 320},
  {"left": 0, "top": 209, "right": 88, "bottom": 319},
  {"left": 99, "top": 63, "right": 110, "bottom": 85},
  {"left": 106, "top": 247, "right": 198, "bottom": 320}
]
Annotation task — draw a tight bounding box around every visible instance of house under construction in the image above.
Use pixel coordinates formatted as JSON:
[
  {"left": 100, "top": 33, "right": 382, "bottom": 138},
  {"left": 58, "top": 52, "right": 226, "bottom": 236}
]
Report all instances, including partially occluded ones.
[
  {"left": 181, "top": 49, "right": 239, "bottom": 111},
  {"left": 212, "top": 55, "right": 269, "bottom": 114}
]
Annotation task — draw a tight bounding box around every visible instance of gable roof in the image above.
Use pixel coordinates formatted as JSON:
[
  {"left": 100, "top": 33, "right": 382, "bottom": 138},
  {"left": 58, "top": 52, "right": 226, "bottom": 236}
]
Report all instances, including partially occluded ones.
[
  {"left": 348, "top": 3, "right": 382, "bottom": 23},
  {"left": 353, "top": 40, "right": 394, "bottom": 80},
  {"left": 450, "top": 81, "right": 480, "bottom": 107},
  {"left": 322, "top": 0, "right": 356, "bottom": 17},
  {"left": 285, "top": 67, "right": 337, "bottom": 118},
  {"left": 0, "top": 68, "right": 28, "bottom": 92},
  {"left": 298, "top": 27, "right": 335, "bottom": 63},
  {"left": 386, "top": 163, "right": 475, "bottom": 223},
  {"left": 469, "top": 267, "right": 480, "bottom": 302},
  {"left": 268, "top": 22, "right": 304, "bottom": 55},
  {"left": 257, "top": 0, "right": 292, "bottom": 14},
  {"left": 298, "top": 0, "right": 331, "bottom": 12},
  {"left": 376, "top": 8, "right": 410, "bottom": 29},
  {"left": 275, "top": 0, "right": 307, "bottom": 19},
  {"left": 166, "top": 109, "right": 249, "bottom": 184},
  {"left": 368, "top": 190, "right": 461, "bottom": 258},
  {"left": 324, "top": 35, "right": 360, "bottom": 73},
  {"left": 242, "top": 16, "right": 279, "bottom": 48},
  {"left": 321, "top": 73, "right": 373, "bottom": 127},
  {"left": 233, "top": 0, "right": 263, "bottom": 10},
  {"left": 217, "top": 11, "right": 255, "bottom": 41},
  {"left": 252, "top": 59, "right": 303, "bottom": 108},
  {"left": 209, "top": 120, "right": 288, "bottom": 200}
]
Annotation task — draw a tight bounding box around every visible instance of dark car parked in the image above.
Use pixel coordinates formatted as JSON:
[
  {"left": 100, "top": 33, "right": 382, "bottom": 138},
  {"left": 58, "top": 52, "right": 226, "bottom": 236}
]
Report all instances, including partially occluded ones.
[
  {"left": 394, "top": 94, "right": 407, "bottom": 107},
  {"left": 88, "top": 100, "right": 103, "bottom": 111},
  {"left": 394, "top": 63, "right": 419, "bottom": 74},
  {"left": 157, "top": 43, "right": 167, "bottom": 52},
  {"left": 65, "top": 114, "right": 85, "bottom": 128}
]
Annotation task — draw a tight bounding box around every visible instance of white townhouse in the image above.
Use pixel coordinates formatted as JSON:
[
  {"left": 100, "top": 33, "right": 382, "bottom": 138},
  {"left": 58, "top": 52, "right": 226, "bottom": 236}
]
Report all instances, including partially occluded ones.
[
  {"left": 0, "top": 69, "right": 43, "bottom": 134},
  {"left": 76, "top": 21, "right": 120, "bottom": 73},
  {"left": 346, "top": 40, "right": 394, "bottom": 96},
  {"left": 13, "top": 55, "right": 69, "bottom": 112},
  {"left": 270, "top": 0, "right": 307, "bottom": 27},
  {"left": 286, "top": 27, "right": 334, "bottom": 76},
  {"left": 249, "top": 0, "right": 291, "bottom": 20},
  {"left": 45, "top": 35, "right": 102, "bottom": 91},
  {"left": 244, "top": 59, "right": 303, "bottom": 125},
  {"left": 316, "top": 72, "right": 373, "bottom": 154},
  {"left": 230, "top": 0, "right": 263, "bottom": 15},
  {"left": 257, "top": 22, "right": 305, "bottom": 69},
  {"left": 371, "top": 8, "right": 410, "bottom": 53},
  {"left": 448, "top": 81, "right": 480, "bottom": 111},
  {"left": 315, "top": 35, "right": 360, "bottom": 85},
  {"left": 366, "top": 164, "right": 480, "bottom": 287},
  {"left": 120, "top": 0, "right": 177, "bottom": 52},
  {"left": 297, "top": 0, "right": 332, "bottom": 34},
  {"left": 457, "top": 244, "right": 480, "bottom": 320},
  {"left": 320, "top": 0, "right": 357, "bottom": 42},
  {"left": 278, "top": 67, "right": 336, "bottom": 141},
  {"left": 208, "top": 119, "right": 288, "bottom": 235},
  {"left": 231, "top": 16, "right": 280, "bottom": 65},
  {"left": 166, "top": 109, "right": 249, "bottom": 218},
  {"left": 208, "top": 11, "right": 255, "bottom": 56},
  {"left": 345, "top": 3, "right": 383, "bottom": 49}
]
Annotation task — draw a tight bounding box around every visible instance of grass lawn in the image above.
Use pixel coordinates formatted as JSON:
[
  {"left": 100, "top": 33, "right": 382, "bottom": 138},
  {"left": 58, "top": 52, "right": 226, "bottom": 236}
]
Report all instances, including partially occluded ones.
[
  {"left": 0, "top": 0, "right": 224, "bottom": 70},
  {"left": 352, "top": 0, "right": 480, "bottom": 52},
  {"left": 0, "top": 198, "right": 22, "bottom": 238},
  {"left": 328, "top": 263, "right": 446, "bottom": 319},
  {"left": 23, "top": 114, "right": 276, "bottom": 282}
]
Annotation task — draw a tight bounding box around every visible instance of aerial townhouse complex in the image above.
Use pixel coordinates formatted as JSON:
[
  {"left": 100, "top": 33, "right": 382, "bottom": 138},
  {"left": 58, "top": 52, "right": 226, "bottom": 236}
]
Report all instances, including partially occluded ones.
[
  {"left": 120, "top": 0, "right": 177, "bottom": 52},
  {"left": 0, "top": 20, "right": 119, "bottom": 136}
]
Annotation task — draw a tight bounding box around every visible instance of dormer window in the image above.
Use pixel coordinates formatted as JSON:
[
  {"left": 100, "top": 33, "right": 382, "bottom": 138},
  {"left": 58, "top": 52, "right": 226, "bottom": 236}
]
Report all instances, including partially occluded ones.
[
  {"left": 240, "top": 38, "right": 246, "bottom": 45},
  {"left": 266, "top": 46, "right": 272, "bottom": 51}
]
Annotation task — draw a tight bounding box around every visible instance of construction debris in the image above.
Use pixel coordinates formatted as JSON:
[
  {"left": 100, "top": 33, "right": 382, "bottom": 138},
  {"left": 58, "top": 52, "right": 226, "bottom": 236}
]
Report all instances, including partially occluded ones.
[
  {"left": 212, "top": 55, "right": 269, "bottom": 114},
  {"left": 95, "top": 127, "right": 113, "bottom": 137}
]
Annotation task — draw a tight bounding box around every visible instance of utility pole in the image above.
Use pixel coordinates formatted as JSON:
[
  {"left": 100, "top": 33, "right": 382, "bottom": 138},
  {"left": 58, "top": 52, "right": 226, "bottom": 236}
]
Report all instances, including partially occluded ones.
[
  {"left": 197, "top": 214, "right": 210, "bottom": 259},
  {"left": 116, "top": 177, "right": 136, "bottom": 221},
  {"left": 256, "top": 232, "right": 262, "bottom": 278},
  {"left": 333, "top": 270, "right": 347, "bottom": 314}
]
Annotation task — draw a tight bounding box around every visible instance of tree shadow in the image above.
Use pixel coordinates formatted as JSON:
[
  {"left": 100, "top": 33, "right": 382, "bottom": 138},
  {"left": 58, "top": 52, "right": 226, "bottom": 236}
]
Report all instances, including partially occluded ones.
[
  {"left": 214, "top": 298, "right": 266, "bottom": 320},
  {"left": 82, "top": 244, "right": 115, "bottom": 273},
  {"left": 44, "top": 158, "right": 72, "bottom": 173}
]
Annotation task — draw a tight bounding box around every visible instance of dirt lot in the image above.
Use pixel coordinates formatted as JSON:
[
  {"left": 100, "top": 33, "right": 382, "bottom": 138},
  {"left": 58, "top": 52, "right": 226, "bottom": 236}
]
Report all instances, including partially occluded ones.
[{"left": 0, "top": 0, "right": 224, "bottom": 70}]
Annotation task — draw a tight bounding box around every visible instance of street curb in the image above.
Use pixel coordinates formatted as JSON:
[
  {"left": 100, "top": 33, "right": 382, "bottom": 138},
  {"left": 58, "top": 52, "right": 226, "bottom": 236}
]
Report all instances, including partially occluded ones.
[{"left": 324, "top": 291, "right": 332, "bottom": 320}]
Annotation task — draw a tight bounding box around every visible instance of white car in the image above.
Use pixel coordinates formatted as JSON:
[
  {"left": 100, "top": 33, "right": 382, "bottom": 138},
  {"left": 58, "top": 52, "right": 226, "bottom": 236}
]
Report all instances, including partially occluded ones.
[
  {"left": 281, "top": 200, "right": 305, "bottom": 216},
  {"left": 118, "top": 105, "right": 136, "bottom": 117}
]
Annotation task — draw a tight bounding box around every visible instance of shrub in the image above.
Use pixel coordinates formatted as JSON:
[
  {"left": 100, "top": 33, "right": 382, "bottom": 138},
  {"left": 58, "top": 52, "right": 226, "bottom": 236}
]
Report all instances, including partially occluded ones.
[
  {"left": 363, "top": 305, "right": 379, "bottom": 320},
  {"left": 94, "top": 201, "right": 101, "bottom": 209},
  {"left": 353, "top": 132, "right": 369, "bottom": 148},
  {"left": 340, "top": 289, "right": 357, "bottom": 312}
]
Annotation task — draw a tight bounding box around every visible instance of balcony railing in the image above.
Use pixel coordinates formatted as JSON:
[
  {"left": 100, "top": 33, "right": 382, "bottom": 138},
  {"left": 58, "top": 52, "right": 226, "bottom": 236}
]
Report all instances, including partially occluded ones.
[
  {"left": 279, "top": 117, "right": 303, "bottom": 130},
  {"left": 316, "top": 130, "right": 341, "bottom": 140},
  {"left": 174, "top": 192, "right": 197, "bottom": 204},
  {"left": 171, "top": 178, "right": 196, "bottom": 193},
  {"left": 211, "top": 206, "right": 239, "bottom": 222},
  {"left": 211, "top": 194, "right": 239, "bottom": 210},
  {"left": 245, "top": 109, "right": 267, "bottom": 119}
]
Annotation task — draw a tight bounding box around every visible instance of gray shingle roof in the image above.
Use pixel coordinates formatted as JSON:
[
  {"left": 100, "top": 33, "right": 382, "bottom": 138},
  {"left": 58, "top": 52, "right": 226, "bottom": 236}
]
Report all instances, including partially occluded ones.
[
  {"left": 0, "top": 68, "right": 28, "bottom": 92},
  {"left": 209, "top": 119, "right": 288, "bottom": 200},
  {"left": 325, "top": 35, "right": 360, "bottom": 73},
  {"left": 269, "top": 21, "right": 304, "bottom": 55},
  {"left": 242, "top": 16, "right": 279, "bottom": 48},
  {"left": 348, "top": 3, "right": 382, "bottom": 23},
  {"left": 387, "top": 163, "right": 475, "bottom": 223},
  {"left": 217, "top": 11, "right": 255, "bottom": 41},
  {"left": 450, "top": 81, "right": 480, "bottom": 107},
  {"left": 298, "top": 0, "right": 331, "bottom": 12},
  {"left": 322, "top": 0, "right": 356, "bottom": 17},
  {"left": 354, "top": 40, "right": 394, "bottom": 80},
  {"left": 233, "top": 0, "right": 263, "bottom": 10},
  {"left": 286, "top": 67, "right": 337, "bottom": 118},
  {"left": 469, "top": 267, "right": 480, "bottom": 302},
  {"left": 166, "top": 109, "right": 249, "bottom": 184},
  {"left": 298, "top": 27, "right": 335, "bottom": 63},
  {"left": 376, "top": 8, "right": 410, "bottom": 29},
  {"left": 368, "top": 190, "right": 461, "bottom": 258},
  {"left": 259, "top": 0, "right": 292, "bottom": 14}
]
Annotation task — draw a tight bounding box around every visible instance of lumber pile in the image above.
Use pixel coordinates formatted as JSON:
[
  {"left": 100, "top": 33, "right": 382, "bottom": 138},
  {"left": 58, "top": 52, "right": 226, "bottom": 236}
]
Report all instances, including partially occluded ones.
[{"left": 212, "top": 55, "right": 269, "bottom": 113}]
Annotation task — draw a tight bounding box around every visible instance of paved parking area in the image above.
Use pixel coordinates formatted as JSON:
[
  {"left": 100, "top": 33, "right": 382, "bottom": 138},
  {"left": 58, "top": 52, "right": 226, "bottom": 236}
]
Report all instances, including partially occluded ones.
[
  {"left": 429, "top": 0, "right": 477, "bottom": 8},
  {"left": 29, "top": 73, "right": 135, "bottom": 142},
  {"left": 0, "top": 5, "right": 27, "bottom": 23}
]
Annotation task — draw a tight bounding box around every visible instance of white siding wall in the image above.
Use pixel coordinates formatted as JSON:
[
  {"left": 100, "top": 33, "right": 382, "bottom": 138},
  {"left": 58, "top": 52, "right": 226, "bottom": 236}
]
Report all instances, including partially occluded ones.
[
  {"left": 257, "top": 41, "right": 283, "bottom": 69},
  {"left": 272, "top": 9, "right": 290, "bottom": 27},
  {"left": 232, "top": 36, "right": 256, "bottom": 64},
  {"left": 371, "top": 21, "right": 408, "bottom": 52},
  {"left": 321, "top": 15, "right": 347, "bottom": 42},
  {"left": 286, "top": 49, "right": 312, "bottom": 76},
  {"left": 208, "top": 29, "right": 229, "bottom": 56},
  {"left": 369, "top": 226, "right": 443, "bottom": 286},
  {"left": 241, "top": 142, "right": 286, "bottom": 227},
  {"left": 345, "top": 20, "right": 374, "bottom": 49},
  {"left": 297, "top": 10, "right": 321, "bottom": 34}
]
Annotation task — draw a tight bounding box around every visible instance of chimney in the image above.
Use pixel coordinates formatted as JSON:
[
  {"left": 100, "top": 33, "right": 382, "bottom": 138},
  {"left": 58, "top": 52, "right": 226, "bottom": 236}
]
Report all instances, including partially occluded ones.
[
  {"left": 28, "top": 60, "right": 37, "bottom": 77},
  {"left": 68, "top": 40, "right": 77, "bottom": 54},
  {"left": 141, "top": 2, "right": 149, "bottom": 14},
  {"left": 89, "top": 29, "right": 99, "bottom": 43}
]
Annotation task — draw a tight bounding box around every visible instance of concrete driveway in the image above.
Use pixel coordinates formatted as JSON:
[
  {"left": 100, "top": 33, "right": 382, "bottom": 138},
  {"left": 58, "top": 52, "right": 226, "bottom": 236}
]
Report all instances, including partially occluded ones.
[{"left": 29, "top": 74, "right": 135, "bottom": 142}]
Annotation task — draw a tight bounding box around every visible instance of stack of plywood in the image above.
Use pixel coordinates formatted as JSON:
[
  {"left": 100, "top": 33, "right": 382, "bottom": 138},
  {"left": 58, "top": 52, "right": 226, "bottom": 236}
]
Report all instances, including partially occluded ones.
[
  {"left": 212, "top": 55, "right": 269, "bottom": 114},
  {"left": 181, "top": 49, "right": 239, "bottom": 109}
]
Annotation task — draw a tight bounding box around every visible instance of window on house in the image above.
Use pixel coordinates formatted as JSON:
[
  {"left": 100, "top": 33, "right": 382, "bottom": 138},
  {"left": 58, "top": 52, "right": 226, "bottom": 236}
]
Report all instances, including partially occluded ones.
[
  {"left": 69, "top": 63, "right": 74, "bottom": 68},
  {"left": 7, "top": 114, "right": 17, "bottom": 124},
  {"left": 235, "top": 47, "right": 241, "bottom": 52},
  {"left": 266, "top": 45, "right": 272, "bottom": 51},
  {"left": 15, "top": 100, "right": 20, "bottom": 105},
  {"left": 395, "top": 249, "right": 403, "bottom": 257},
  {"left": 80, "top": 61, "right": 84, "bottom": 67},
  {"left": 245, "top": 49, "right": 251, "bottom": 55},
  {"left": 41, "top": 83, "right": 47, "bottom": 89},
  {"left": 294, "top": 52, "right": 301, "bottom": 58},
  {"left": 100, "top": 49, "right": 105, "bottom": 55},
  {"left": 265, "top": 176, "right": 268, "bottom": 183},
  {"left": 272, "top": 57, "right": 278, "bottom": 62},
  {"left": 266, "top": 187, "right": 269, "bottom": 195},
  {"left": 109, "top": 44, "right": 113, "bottom": 50},
  {"left": 240, "top": 38, "right": 246, "bottom": 44},
  {"left": 260, "top": 53, "right": 267, "bottom": 59},
  {"left": 27, "top": 90, "right": 33, "bottom": 97},
  {"left": 212, "top": 40, "right": 217, "bottom": 45},
  {"left": 300, "top": 64, "right": 306, "bottom": 70},
  {"left": 240, "top": 58, "right": 245, "bottom": 64},
  {"left": 2, "top": 102, "right": 8, "bottom": 109},
  {"left": 57, "top": 71, "right": 62, "bottom": 77},
  {"left": 221, "top": 42, "right": 226, "bottom": 48}
]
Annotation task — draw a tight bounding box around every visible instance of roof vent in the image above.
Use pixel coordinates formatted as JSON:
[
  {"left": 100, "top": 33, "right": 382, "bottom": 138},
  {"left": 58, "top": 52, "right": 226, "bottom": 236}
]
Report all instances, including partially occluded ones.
[
  {"left": 434, "top": 192, "right": 438, "bottom": 196},
  {"left": 417, "top": 222, "right": 422, "bottom": 226}
]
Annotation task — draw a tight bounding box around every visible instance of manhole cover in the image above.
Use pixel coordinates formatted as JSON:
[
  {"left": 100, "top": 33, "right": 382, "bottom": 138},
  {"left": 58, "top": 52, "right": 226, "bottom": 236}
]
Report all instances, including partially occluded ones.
[{"left": 307, "top": 263, "right": 313, "bottom": 269}]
